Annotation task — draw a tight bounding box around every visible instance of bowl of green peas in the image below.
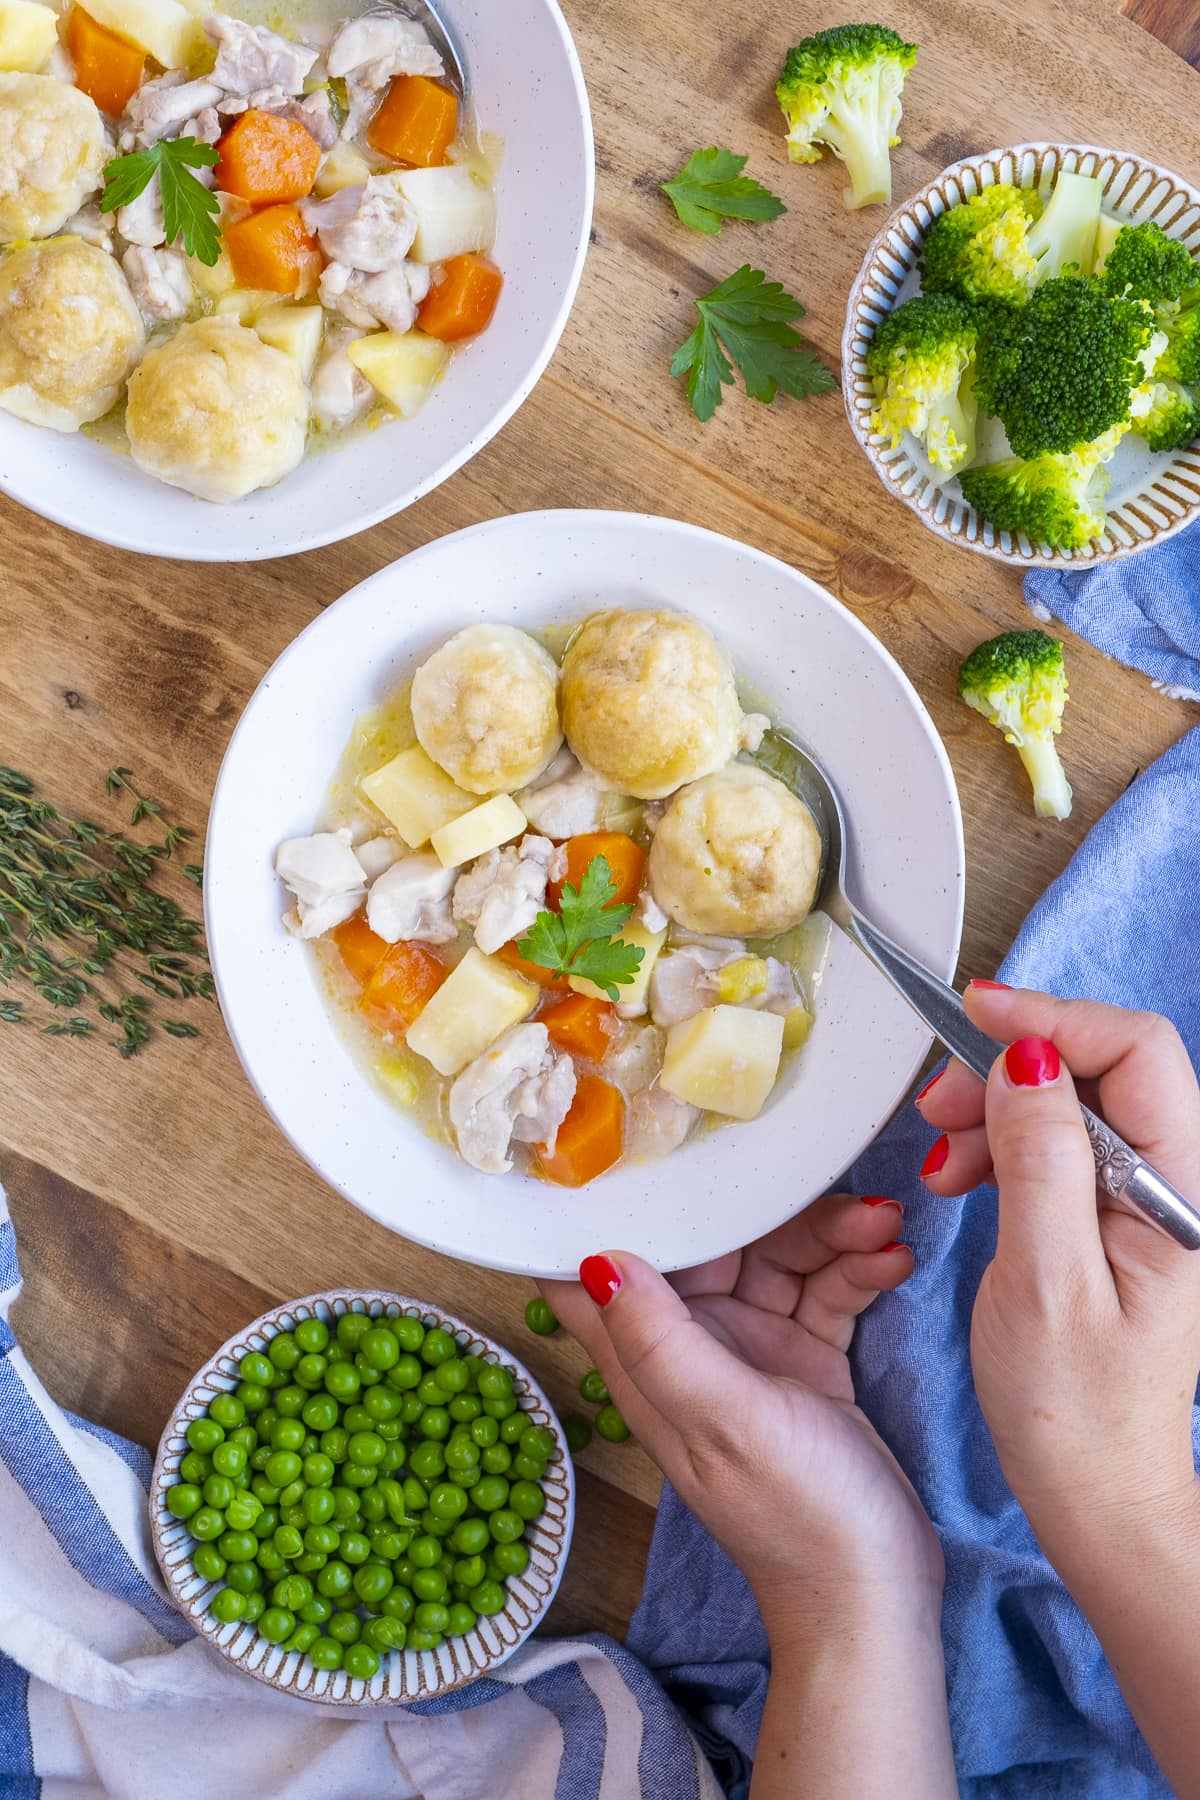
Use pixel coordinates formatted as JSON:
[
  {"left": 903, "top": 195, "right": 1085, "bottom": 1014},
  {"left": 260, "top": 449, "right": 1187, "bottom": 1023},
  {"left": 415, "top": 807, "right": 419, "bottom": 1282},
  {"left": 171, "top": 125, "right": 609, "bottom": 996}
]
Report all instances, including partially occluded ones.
[{"left": 150, "top": 1290, "right": 574, "bottom": 1703}]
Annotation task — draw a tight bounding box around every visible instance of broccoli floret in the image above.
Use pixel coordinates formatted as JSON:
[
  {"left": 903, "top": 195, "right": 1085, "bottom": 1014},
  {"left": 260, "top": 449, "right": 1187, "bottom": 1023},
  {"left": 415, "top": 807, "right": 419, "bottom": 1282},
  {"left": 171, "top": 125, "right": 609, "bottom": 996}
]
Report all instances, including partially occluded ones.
[
  {"left": 1099, "top": 220, "right": 1195, "bottom": 306},
  {"left": 958, "top": 431, "right": 1120, "bottom": 553},
  {"left": 1155, "top": 286, "right": 1200, "bottom": 386},
  {"left": 865, "top": 293, "right": 979, "bottom": 476},
  {"left": 919, "top": 172, "right": 1102, "bottom": 307},
  {"left": 974, "top": 274, "right": 1151, "bottom": 458},
  {"left": 1129, "top": 376, "right": 1200, "bottom": 451},
  {"left": 776, "top": 24, "right": 917, "bottom": 210},
  {"left": 957, "top": 630, "right": 1072, "bottom": 821}
]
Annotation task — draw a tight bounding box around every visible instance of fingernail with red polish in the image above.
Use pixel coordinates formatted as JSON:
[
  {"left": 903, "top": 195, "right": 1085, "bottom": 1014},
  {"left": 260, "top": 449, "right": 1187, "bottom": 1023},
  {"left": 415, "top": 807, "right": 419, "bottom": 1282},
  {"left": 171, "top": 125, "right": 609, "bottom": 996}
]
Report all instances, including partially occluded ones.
[
  {"left": 970, "top": 979, "right": 1011, "bottom": 991},
  {"left": 1005, "top": 1036, "right": 1060, "bottom": 1087},
  {"left": 921, "top": 1134, "right": 949, "bottom": 1180},
  {"left": 580, "top": 1254, "right": 622, "bottom": 1307},
  {"left": 915, "top": 1070, "right": 943, "bottom": 1104},
  {"left": 861, "top": 1194, "right": 904, "bottom": 1213},
  {"left": 882, "top": 1240, "right": 908, "bottom": 1253}
]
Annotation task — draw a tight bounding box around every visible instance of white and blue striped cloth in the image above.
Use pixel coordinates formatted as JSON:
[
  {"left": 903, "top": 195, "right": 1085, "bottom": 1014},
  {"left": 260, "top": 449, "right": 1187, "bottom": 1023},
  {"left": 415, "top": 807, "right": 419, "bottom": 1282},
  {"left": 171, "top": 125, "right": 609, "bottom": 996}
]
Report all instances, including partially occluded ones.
[{"left": 0, "top": 1188, "right": 721, "bottom": 1800}]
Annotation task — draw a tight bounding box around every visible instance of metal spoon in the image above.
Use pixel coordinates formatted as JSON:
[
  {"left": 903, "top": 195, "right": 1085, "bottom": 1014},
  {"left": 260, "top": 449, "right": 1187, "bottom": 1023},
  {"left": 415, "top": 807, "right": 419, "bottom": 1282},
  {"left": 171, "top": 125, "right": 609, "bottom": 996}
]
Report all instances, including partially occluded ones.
[
  {"left": 383, "top": 0, "right": 469, "bottom": 96},
  {"left": 763, "top": 729, "right": 1200, "bottom": 1251}
]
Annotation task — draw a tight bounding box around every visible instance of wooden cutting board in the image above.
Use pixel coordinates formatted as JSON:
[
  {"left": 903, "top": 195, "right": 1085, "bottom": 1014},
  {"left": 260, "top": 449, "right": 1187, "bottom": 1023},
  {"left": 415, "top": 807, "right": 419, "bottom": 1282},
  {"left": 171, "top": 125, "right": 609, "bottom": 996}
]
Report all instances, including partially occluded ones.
[{"left": 3, "top": 0, "right": 1199, "bottom": 1638}]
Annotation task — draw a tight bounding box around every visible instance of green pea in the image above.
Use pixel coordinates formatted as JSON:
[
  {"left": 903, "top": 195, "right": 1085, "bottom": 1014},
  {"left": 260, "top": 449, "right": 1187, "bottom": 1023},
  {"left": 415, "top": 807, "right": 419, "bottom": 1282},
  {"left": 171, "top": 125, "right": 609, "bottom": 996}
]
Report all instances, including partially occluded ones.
[
  {"left": 226, "top": 1494, "right": 263, "bottom": 1532},
  {"left": 409, "top": 1534, "right": 441, "bottom": 1569},
  {"left": 420, "top": 1328, "right": 456, "bottom": 1367},
  {"left": 330, "top": 1484, "right": 359, "bottom": 1519},
  {"left": 274, "top": 1385, "right": 306, "bottom": 1418},
  {"left": 509, "top": 1480, "right": 546, "bottom": 1522},
  {"left": 190, "top": 1506, "right": 226, "bottom": 1542},
  {"left": 268, "top": 1333, "right": 301, "bottom": 1372},
  {"left": 448, "top": 1393, "right": 482, "bottom": 1422},
  {"left": 357, "top": 1326, "right": 397, "bottom": 1371},
  {"left": 341, "top": 1403, "right": 371, "bottom": 1433},
  {"left": 595, "top": 1404, "right": 630, "bottom": 1443},
  {"left": 283, "top": 1621, "right": 320, "bottom": 1654},
  {"left": 362, "top": 1386, "right": 402, "bottom": 1424},
  {"left": 242, "top": 1592, "right": 266, "bottom": 1623},
  {"left": 324, "top": 1363, "right": 361, "bottom": 1403},
  {"left": 210, "top": 1587, "right": 246, "bottom": 1624},
  {"left": 579, "top": 1370, "right": 609, "bottom": 1406},
  {"left": 369, "top": 1526, "right": 407, "bottom": 1561},
  {"left": 468, "top": 1416, "right": 498, "bottom": 1448},
  {"left": 359, "top": 1487, "right": 387, "bottom": 1524},
  {"left": 316, "top": 1560, "right": 353, "bottom": 1599},
  {"left": 429, "top": 1483, "right": 469, "bottom": 1522},
  {"left": 480, "top": 1444, "right": 511, "bottom": 1476},
  {"left": 186, "top": 1418, "right": 224, "bottom": 1455},
  {"left": 300, "top": 1396, "right": 338, "bottom": 1434},
  {"left": 470, "top": 1579, "right": 506, "bottom": 1616},
  {"left": 414, "top": 1600, "right": 449, "bottom": 1634},
  {"left": 489, "top": 1509, "right": 524, "bottom": 1544},
  {"left": 421, "top": 1511, "right": 454, "bottom": 1540},
  {"left": 207, "top": 1391, "right": 242, "bottom": 1430},
  {"left": 327, "top": 1609, "right": 361, "bottom": 1645},
  {"left": 511, "top": 1453, "right": 548, "bottom": 1483},
  {"left": 309, "top": 1636, "right": 343, "bottom": 1671},
  {"left": 193, "top": 1544, "right": 227, "bottom": 1582},
  {"left": 298, "top": 1592, "right": 333, "bottom": 1623},
  {"left": 321, "top": 1427, "right": 350, "bottom": 1464},
  {"left": 274, "top": 1524, "right": 304, "bottom": 1559},
  {"left": 523, "top": 1297, "right": 559, "bottom": 1336},
  {"left": 305, "top": 1524, "right": 340, "bottom": 1555},
  {"left": 344, "top": 1642, "right": 380, "bottom": 1681},
  {"left": 408, "top": 1441, "right": 445, "bottom": 1481},
  {"left": 386, "top": 1354, "right": 424, "bottom": 1392},
  {"left": 403, "top": 1476, "right": 428, "bottom": 1514},
  {"left": 353, "top": 1354, "right": 383, "bottom": 1389},
  {"left": 492, "top": 1540, "right": 529, "bottom": 1577},
  {"left": 302, "top": 1487, "right": 336, "bottom": 1527},
  {"left": 255, "top": 1541, "right": 285, "bottom": 1574},
  {"left": 336, "top": 1311, "right": 371, "bottom": 1351},
  {"left": 211, "top": 1442, "right": 247, "bottom": 1480},
  {"left": 452, "top": 1516, "right": 490, "bottom": 1555},
  {"left": 452, "top": 1554, "right": 486, "bottom": 1588},
  {"left": 472, "top": 1476, "right": 509, "bottom": 1514},
  {"left": 250, "top": 1447, "right": 274, "bottom": 1473},
  {"left": 226, "top": 1561, "right": 263, "bottom": 1594},
  {"left": 411, "top": 1567, "right": 448, "bottom": 1603},
  {"left": 280, "top": 1499, "right": 306, "bottom": 1525},
  {"left": 431, "top": 1359, "right": 468, "bottom": 1397},
  {"left": 500, "top": 1414, "right": 527, "bottom": 1445},
  {"left": 218, "top": 1530, "right": 258, "bottom": 1563},
  {"left": 353, "top": 1562, "right": 393, "bottom": 1605},
  {"left": 166, "top": 1482, "right": 203, "bottom": 1520},
  {"left": 482, "top": 1394, "right": 518, "bottom": 1420},
  {"left": 302, "top": 1451, "right": 335, "bottom": 1488},
  {"left": 179, "top": 1451, "right": 212, "bottom": 1484},
  {"left": 273, "top": 1574, "right": 313, "bottom": 1611},
  {"left": 256, "top": 1407, "right": 279, "bottom": 1436},
  {"left": 264, "top": 1451, "right": 301, "bottom": 1489},
  {"left": 391, "top": 1316, "right": 425, "bottom": 1353},
  {"left": 380, "top": 1586, "right": 414, "bottom": 1622},
  {"left": 406, "top": 1626, "right": 443, "bottom": 1652},
  {"left": 444, "top": 1436, "right": 479, "bottom": 1470},
  {"left": 447, "top": 1602, "right": 477, "bottom": 1636},
  {"left": 339, "top": 1530, "right": 371, "bottom": 1566},
  {"left": 230, "top": 1426, "right": 260, "bottom": 1454},
  {"left": 236, "top": 1350, "right": 270, "bottom": 1384},
  {"left": 343, "top": 1463, "right": 378, "bottom": 1489},
  {"left": 294, "top": 1317, "right": 329, "bottom": 1355},
  {"left": 392, "top": 1556, "right": 415, "bottom": 1587},
  {"left": 416, "top": 1373, "right": 445, "bottom": 1407},
  {"left": 257, "top": 1605, "right": 295, "bottom": 1644},
  {"left": 295, "top": 1354, "right": 328, "bottom": 1391},
  {"left": 363, "top": 1615, "right": 406, "bottom": 1652},
  {"left": 400, "top": 1394, "right": 425, "bottom": 1425},
  {"left": 418, "top": 1407, "right": 450, "bottom": 1441},
  {"left": 293, "top": 1551, "right": 328, "bottom": 1573},
  {"left": 268, "top": 1417, "right": 304, "bottom": 1453},
  {"left": 235, "top": 1380, "right": 269, "bottom": 1411},
  {"left": 477, "top": 1365, "right": 514, "bottom": 1401},
  {"left": 564, "top": 1415, "right": 592, "bottom": 1454},
  {"left": 252, "top": 1506, "right": 278, "bottom": 1540},
  {"left": 346, "top": 1430, "right": 385, "bottom": 1468}
]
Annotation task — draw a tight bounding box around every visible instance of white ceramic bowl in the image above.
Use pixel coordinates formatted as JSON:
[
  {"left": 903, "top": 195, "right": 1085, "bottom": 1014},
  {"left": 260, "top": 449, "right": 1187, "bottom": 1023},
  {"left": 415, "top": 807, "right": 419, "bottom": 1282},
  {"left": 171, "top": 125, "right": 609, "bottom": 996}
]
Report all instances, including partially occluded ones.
[
  {"left": 0, "top": 0, "right": 593, "bottom": 560},
  {"left": 206, "top": 510, "right": 965, "bottom": 1277},
  {"left": 843, "top": 143, "right": 1200, "bottom": 568},
  {"left": 150, "top": 1289, "right": 574, "bottom": 1703}
]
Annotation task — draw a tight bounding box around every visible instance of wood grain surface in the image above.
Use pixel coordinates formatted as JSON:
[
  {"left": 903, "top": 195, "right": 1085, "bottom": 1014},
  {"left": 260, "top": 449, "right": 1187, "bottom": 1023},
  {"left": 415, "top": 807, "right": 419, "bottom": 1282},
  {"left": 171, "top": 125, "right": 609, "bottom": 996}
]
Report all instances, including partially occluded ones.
[{"left": 3, "top": 0, "right": 1199, "bottom": 1645}]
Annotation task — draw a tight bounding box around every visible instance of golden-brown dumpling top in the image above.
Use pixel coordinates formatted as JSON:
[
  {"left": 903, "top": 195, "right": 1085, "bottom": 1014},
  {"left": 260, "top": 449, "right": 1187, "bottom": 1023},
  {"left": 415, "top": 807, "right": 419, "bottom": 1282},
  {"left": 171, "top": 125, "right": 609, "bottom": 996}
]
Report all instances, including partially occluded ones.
[
  {"left": 125, "top": 318, "right": 308, "bottom": 503},
  {"left": 0, "top": 237, "right": 144, "bottom": 431},
  {"left": 411, "top": 624, "right": 562, "bottom": 795},
  {"left": 560, "top": 609, "right": 742, "bottom": 800},
  {"left": 648, "top": 761, "right": 822, "bottom": 937},
  {"left": 0, "top": 74, "right": 106, "bottom": 242}
]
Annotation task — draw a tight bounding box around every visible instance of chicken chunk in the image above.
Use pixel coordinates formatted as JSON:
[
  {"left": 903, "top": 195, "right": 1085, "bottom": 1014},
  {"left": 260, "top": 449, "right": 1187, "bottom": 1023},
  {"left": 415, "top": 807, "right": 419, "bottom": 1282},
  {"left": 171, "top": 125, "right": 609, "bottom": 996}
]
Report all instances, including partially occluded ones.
[
  {"left": 318, "top": 258, "right": 430, "bottom": 332},
  {"left": 628, "top": 1085, "right": 697, "bottom": 1160},
  {"left": 276, "top": 828, "right": 365, "bottom": 939},
  {"left": 310, "top": 322, "right": 373, "bottom": 430},
  {"left": 448, "top": 1023, "right": 576, "bottom": 1175},
  {"left": 354, "top": 834, "right": 401, "bottom": 881},
  {"left": 268, "top": 90, "right": 337, "bottom": 151},
  {"left": 518, "top": 750, "right": 611, "bottom": 840},
  {"left": 205, "top": 14, "right": 316, "bottom": 105},
  {"left": 117, "top": 173, "right": 164, "bottom": 248},
  {"left": 365, "top": 852, "right": 456, "bottom": 945},
  {"left": 327, "top": 11, "right": 443, "bottom": 137},
  {"left": 301, "top": 177, "right": 416, "bottom": 272},
  {"left": 181, "top": 105, "right": 222, "bottom": 145},
  {"left": 122, "top": 245, "right": 192, "bottom": 322},
  {"left": 452, "top": 835, "right": 566, "bottom": 956},
  {"left": 649, "top": 942, "right": 798, "bottom": 1027},
  {"left": 603, "top": 1019, "right": 665, "bottom": 1093},
  {"left": 62, "top": 201, "right": 113, "bottom": 251},
  {"left": 120, "top": 72, "right": 223, "bottom": 149},
  {"left": 634, "top": 888, "right": 669, "bottom": 934}
]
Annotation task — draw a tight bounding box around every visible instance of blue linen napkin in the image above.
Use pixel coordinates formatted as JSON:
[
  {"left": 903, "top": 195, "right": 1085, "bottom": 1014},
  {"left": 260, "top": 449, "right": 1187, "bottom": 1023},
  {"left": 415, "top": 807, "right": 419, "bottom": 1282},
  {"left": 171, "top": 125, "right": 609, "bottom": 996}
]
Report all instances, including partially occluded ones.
[
  {"left": 1025, "top": 519, "right": 1200, "bottom": 697},
  {"left": 629, "top": 721, "right": 1200, "bottom": 1800}
]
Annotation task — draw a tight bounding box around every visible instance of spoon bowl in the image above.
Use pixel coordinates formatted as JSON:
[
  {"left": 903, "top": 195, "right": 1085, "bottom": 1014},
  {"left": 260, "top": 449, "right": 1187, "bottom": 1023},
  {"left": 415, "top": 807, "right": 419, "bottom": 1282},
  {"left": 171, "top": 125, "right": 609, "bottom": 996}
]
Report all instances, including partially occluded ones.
[{"left": 385, "top": 0, "right": 469, "bottom": 95}]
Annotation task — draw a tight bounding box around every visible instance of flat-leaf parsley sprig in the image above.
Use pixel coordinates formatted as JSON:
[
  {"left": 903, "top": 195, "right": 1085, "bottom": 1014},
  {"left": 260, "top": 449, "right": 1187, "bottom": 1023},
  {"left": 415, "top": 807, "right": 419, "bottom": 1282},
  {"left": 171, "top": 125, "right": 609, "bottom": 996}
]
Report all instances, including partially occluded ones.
[
  {"left": 101, "top": 137, "right": 222, "bottom": 266},
  {"left": 517, "top": 855, "right": 644, "bottom": 1002},
  {"left": 671, "top": 264, "right": 836, "bottom": 423},
  {"left": 661, "top": 147, "right": 786, "bottom": 235}
]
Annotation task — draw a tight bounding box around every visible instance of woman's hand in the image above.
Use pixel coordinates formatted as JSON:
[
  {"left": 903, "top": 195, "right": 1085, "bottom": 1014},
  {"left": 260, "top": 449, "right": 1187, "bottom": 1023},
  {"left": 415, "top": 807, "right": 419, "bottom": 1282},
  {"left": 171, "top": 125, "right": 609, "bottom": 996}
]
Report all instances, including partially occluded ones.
[
  {"left": 919, "top": 984, "right": 1200, "bottom": 1798},
  {"left": 544, "top": 1197, "right": 958, "bottom": 1800}
]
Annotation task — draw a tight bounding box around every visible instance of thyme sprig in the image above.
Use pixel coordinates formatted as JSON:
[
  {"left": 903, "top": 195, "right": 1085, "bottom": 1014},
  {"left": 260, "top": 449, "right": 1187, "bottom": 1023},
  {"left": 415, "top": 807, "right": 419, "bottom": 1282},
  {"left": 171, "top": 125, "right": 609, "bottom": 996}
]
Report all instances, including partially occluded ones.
[{"left": 0, "top": 766, "right": 213, "bottom": 1055}]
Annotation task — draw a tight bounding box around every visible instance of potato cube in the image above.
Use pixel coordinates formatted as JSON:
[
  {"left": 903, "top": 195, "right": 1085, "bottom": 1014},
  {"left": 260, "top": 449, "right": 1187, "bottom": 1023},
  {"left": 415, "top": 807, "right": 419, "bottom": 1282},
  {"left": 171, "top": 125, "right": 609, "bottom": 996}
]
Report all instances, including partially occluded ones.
[
  {"left": 406, "top": 947, "right": 537, "bottom": 1076},
  {"left": 214, "top": 288, "right": 284, "bottom": 326},
  {"left": 360, "top": 744, "right": 475, "bottom": 849},
  {"left": 255, "top": 303, "right": 324, "bottom": 381},
  {"left": 716, "top": 956, "right": 768, "bottom": 1005},
  {"left": 0, "top": 1, "right": 57, "bottom": 71},
  {"left": 781, "top": 1006, "right": 813, "bottom": 1051},
  {"left": 661, "top": 1005, "right": 784, "bottom": 1121},
  {"left": 390, "top": 166, "right": 496, "bottom": 264},
  {"left": 570, "top": 921, "right": 667, "bottom": 1013},
  {"left": 315, "top": 139, "right": 372, "bottom": 197},
  {"left": 83, "top": 0, "right": 203, "bottom": 66},
  {"left": 347, "top": 329, "right": 450, "bottom": 420},
  {"left": 431, "top": 794, "right": 526, "bottom": 868}
]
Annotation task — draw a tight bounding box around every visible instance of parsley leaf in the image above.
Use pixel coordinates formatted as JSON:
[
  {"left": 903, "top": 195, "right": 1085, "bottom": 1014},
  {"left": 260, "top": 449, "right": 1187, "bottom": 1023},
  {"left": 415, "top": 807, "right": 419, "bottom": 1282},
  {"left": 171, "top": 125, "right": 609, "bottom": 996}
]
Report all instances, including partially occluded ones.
[
  {"left": 670, "top": 264, "right": 837, "bottom": 423},
  {"left": 517, "top": 855, "right": 644, "bottom": 1003},
  {"left": 102, "top": 137, "right": 222, "bottom": 267},
  {"left": 661, "top": 148, "right": 786, "bottom": 235}
]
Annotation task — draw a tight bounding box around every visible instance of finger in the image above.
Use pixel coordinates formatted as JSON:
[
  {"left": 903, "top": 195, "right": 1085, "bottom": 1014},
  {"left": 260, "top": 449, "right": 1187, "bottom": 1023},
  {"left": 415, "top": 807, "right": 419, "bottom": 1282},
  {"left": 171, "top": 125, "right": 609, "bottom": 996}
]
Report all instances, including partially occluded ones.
[
  {"left": 726, "top": 1190, "right": 909, "bottom": 1305},
  {"left": 966, "top": 985, "right": 1200, "bottom": 1197},
  {"left": 984, "top": 1035, "right": 1109, "bottom": 1284},
  {"left": 794, "top": 1242, "right": 914, "bottom": 1352},
  {"left": 670, "top": 1248, "right": 742, "bottom": 1302},
  {"left": 915, "top": 1060, "right": 987, "bottom": 1130},
  {"left": 919, "top": 1124, "right": 993, "bottom": 1195}
]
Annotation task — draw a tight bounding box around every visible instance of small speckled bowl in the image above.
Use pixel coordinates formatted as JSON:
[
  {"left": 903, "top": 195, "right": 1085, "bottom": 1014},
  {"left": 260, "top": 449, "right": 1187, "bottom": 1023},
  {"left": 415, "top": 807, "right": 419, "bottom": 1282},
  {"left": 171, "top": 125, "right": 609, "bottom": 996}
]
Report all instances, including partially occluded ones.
[
  {"left": 150, "top": 1290, "right": 574, "bottom": 1705},
  {"left": 843, "top": 142, "right": 1200, "bottom": 567}
]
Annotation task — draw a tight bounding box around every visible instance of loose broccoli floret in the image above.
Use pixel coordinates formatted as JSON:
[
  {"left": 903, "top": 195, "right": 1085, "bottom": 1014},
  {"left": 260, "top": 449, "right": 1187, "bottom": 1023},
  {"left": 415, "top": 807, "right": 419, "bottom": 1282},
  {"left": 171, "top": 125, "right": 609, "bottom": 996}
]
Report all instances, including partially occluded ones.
[
  {"left": 920, "top": 172, "right": 1102, "bottom": 307},
  {"left": 974, "top": 274, "right": 1152, "bottom": 458},
  {"left": 1129, "top": 376, "right": 1200, "bottom": 451},
  {"left": 1099, "top": 220, "right": 1195, "bottom": 305},
  {"left": 776, "top": 24, "right": 917, "bottom": 210},
  {"left": 1155, "top": 286, "right": 1200, "bottom": 386},
  {"left": 957, "top": 630, "right": 1072, "bottom": 821},
  {"left": 958, "top": 430, "right": 1121, "bottom": 553},
  {"left": 865, "top": 293, "right": 979, "bottom": 476}
]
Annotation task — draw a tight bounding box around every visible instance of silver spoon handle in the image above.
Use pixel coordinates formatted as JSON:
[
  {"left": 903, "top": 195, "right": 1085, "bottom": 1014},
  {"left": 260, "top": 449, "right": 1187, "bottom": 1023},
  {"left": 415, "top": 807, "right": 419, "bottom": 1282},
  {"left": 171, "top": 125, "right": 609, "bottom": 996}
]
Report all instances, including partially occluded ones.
[{"left": 845, "top": 910, "right": 1200, "bottom": 1252}]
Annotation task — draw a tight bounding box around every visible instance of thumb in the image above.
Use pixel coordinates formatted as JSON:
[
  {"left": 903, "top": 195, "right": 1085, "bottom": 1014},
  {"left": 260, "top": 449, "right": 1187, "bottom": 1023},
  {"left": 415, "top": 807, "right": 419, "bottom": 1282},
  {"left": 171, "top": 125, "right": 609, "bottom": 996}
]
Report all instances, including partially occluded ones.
[{"left": 986, "top": 1035, "right": 1107, "bottom": 1284}]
